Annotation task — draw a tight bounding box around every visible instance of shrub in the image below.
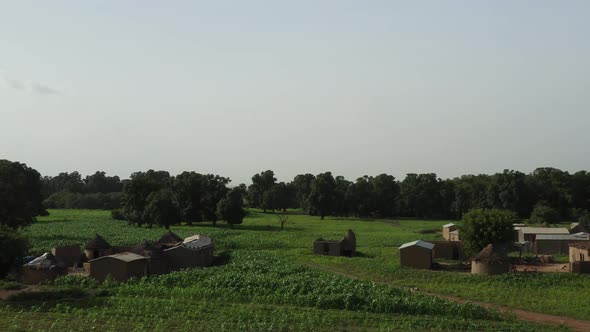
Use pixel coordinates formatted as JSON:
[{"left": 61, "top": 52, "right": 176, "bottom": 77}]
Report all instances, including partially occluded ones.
[
  {"left": 460, "top": 208, "right": 517, "bottom": 255},
  {"left": 111, "top": 209, "right": 125, "bottom": 221},
  {"left": 0, "top": 226, "right": 30, "bottom": 278}
]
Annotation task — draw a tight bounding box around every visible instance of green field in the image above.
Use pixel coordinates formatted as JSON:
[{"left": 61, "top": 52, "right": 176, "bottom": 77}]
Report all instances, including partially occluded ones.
[{"left": 1, "top": 209, "right": 586, "bottom": 331}]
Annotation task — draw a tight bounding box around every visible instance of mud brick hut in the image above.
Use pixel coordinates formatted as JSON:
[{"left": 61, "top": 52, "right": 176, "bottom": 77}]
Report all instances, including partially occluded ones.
[
  {"left": 442, "top": 223, "right": 458, "bottom": 241},
  {"left": 569, "top": 242, "right": 590, "bottom": 274},
  {"left": 84, "top": 234, "right": 114, "bottom": 260},
  {"left": 87, "top": 252, "right": 148, "bottom": 282},
  {"left": 51, "top": 244, "right": 82, "bottom": 267},
  {"left": 471, "top": 244, "right": 510, "bottom": 275},
  {"left": 164, "top": 234, "right": 214, "bottom": 271},
  {"left": 399, "top": 240, "right": 434, "bottom": 270},
  {"left": 22, "top": 252, "right": 67, "bottom": 284},
  {"left": 313, "top": 230, "right": 357, "bottom": 257},
  {"left": 133, "top": 239, "right": 169, "bottom": 275}
]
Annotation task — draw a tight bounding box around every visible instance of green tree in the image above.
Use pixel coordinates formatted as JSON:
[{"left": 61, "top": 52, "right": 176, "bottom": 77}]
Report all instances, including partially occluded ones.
[
  {"left": 529, "top": 205, "right": 561, "bottom": 225},
  {"left": 0, "top": 160, "right": 47, "bottom": 228},
  {"left": 308, "top": 172, "right": 336, "bottom": 220},
  {"left": 172, "top": 172, "right": 206, "bottom": 225},
  {"left": 142, "top": 189, "right": 181, "bottom": 229},
  {"left": 291, "top": 174, "right": 315, "bottom": 210},
  {"left": 121, "top": 170, "right": 171, "bottom": 227},
  {"left": 0, "top": 226, "right": 30, "bottom": 278},
  {"left": 216, "top": 188, "right": 246, "bottom": 228},
  {"left": 460, "top": 208, "right": 517, "bottom": 255},
  {"left": 247, "top": 170, "right": 276, "bottom": 210}
]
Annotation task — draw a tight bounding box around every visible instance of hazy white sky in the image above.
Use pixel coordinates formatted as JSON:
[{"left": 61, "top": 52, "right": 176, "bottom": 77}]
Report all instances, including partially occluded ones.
[{"left": 1, "top": 1, "right": 589, "bottom": 184}]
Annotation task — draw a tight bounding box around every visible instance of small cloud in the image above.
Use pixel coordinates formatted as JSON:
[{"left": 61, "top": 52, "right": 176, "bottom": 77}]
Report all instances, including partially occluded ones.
[
  {"left": 1, "top": 72, "right": 61, "bottom": 95},
  {"left": 31, "top": 82, "right": 61, "bottom": 95}
]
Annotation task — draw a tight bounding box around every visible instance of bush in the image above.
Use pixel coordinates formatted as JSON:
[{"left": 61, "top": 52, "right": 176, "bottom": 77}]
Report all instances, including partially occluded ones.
[
  {"left": 0, "top": 226, "right": 30, "bottom": 278},
  {"left": 529, "top": 205, "right": 560, "bottom": 225},
  {"left": 111, "top": 209, "right": 125, "bottom": 221},
  {"left": 460, "top": 208, "right": 517, "bottom": 255}
]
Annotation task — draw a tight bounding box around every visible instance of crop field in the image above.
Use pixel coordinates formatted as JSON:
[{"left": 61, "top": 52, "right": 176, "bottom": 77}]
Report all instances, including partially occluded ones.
[{"left": 0, "top": 209, "right": 587, "bottom": 331}]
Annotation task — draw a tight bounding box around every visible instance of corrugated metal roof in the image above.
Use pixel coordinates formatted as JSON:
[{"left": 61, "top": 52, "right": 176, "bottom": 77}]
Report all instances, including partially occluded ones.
[
  {"left": 90, "top": 252, "right": 146, "bottom": 263},
  {"left": 399, "top": 240, "right": 435, "bottom": 250},
  {"left": 183, "top": 234, "right": 213, "bottom": 250},
  {"left": 535, "top": 234, "right": 588, "bottom": 241},
  {"left": 519, "top": 227, "right": 569, "bottom": 235},
  {"left": 442, "top": 223, "right": 455, "bottom": 228}
]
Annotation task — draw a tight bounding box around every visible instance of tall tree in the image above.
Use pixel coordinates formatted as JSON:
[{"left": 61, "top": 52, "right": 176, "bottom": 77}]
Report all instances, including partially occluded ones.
[
  {"left": 121, "top": 170, "right": 171, "bottom": 227},
  {"left": 84, "top": 171, "right": 123, "bottom": 193},
  {"left": 308, "top": 172, "right": 336, "bottom": 220},
  {"left": 142, "top": 189, "right": 181, "bottom": 229},
  {"left": 0, "top": 160, "right": 47, "bottom": 228},
  {"left": 291, "top": 174, "right": 315, "bottom": 210},
  {"left": 247, "top": 170, "right": 276, "bottom": 209},
  {"left": 216, "top": 188, "right": 246, "bottom": 228},
  {"left": 460, "top": 208, "right": 517, "bottom": 255}
]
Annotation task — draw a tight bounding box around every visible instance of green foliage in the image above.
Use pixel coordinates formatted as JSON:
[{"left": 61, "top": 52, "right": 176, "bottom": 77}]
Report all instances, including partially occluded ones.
[
  {"left": 110, "top": 208, "right": 125, "bottom": 220},
  {"left": 0, "top": 226, "right": 30, "bottom": 278},
  {"left": 121, "top": 170, "right": 172, "bottom": 226},
  {"left": 217, "top": 188, "right": 246, "bottom": 227},
  {"left": 529, "top": 205, "right": 561, "bottom": 225},
  {"left": 43, "top": 191, "right": 121, "bottom": 210},
  {"left": 142, "top": 189, "right": 181, "bottom": 229},
  {"left": 0, "top": 159, "right": 46, "bottom": 228},
  {"left": 460, "top": 208, "right": 517, "bottom": 254}
]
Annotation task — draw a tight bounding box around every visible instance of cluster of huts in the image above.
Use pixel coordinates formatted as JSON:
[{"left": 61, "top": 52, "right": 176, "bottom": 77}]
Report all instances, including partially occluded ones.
[
  {"left": 399, "top": 222, "right": 590, "bottom": 275},
  {"left": 22, "top": 231, "right": 213, "bottom": 284}
]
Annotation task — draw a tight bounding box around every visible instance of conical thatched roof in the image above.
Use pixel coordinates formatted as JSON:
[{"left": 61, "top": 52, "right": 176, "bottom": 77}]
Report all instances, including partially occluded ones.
[
  {"left": 84, "top": 234, "right": 112, "bottom": 250},
  {"left": 472, "top": 244, "right": 509, "bottom": 264},
  {"left": 157, "top": 231, "right": 182, "bottom": 245}
]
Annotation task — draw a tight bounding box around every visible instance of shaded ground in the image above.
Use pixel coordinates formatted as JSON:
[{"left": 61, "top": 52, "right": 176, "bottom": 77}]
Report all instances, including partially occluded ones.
[{"left": 515, "top": 263, "right": 570, "bottom": 273}]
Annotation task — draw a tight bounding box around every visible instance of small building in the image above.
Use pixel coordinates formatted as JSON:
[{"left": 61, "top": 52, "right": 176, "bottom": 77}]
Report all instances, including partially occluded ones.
[
  {"left": 569, "top": 242, "right": 590, "bottom": 274},
  {"left": 51, "top": 244, "right": 82, "bottom": 267},
  {"left": 534, "top": 234, "right": 589, "bottom": 254},
  {"left": 399, "top": 240, "right": 434, "bottom": 270},
  {"left": 84, "top": 234, "right": 113, "bottom": 260},
  {"left": 164, "top": 234, "right": 214, "bottom": 271},
  {"left": 442, "top": 223, "right": 458, "bottom": 241},
  {"left": 22, "top": 253, "right": 67, "bottom": 284},
  {"left": 157, "top": 230, "right": 183, "bottom": 245},
  {"left": 517, "top": 227, "right": 570, "bottom": 243},
  {"left": 471, "top": 244, "right": 510, "bottom": 275},
  {"left": 87, "top": 252, "right": 148, "bottom": 282},
  {"left": 430, "top": 241, "right": 465, "bottom": 260},
  {"left": 312, "top": 230, "right": 357, "bottom": 257},
  {"left": 449, "top": 230, "right": 460, "bottom": 242}
]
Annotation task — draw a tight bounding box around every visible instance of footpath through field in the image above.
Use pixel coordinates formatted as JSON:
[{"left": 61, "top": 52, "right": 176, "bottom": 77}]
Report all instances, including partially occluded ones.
[{"left": 305, "top": 262, "right": 590, "bottom": 332}]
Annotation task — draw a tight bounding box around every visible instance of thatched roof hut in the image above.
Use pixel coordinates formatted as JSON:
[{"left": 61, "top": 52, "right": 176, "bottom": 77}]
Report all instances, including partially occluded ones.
[
  {"left": 157, "top": 231, "right": 182, "bottom": 245},
  {"left": 85, "top": 234, "right": 112, "bottom": 250},
  {"left": 471, "top": 244, "right": 510, "bottom": 275}
]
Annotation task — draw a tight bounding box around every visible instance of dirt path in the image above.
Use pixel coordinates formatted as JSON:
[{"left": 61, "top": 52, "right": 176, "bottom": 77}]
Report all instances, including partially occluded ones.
[
  {"left": 421, "top": 291, "right": 590, "bottom": 332},
  {"left": 0, "top": 286, "right": 38, "bottom": 300},
  {"left": 304, "top": 262, "right": 590, "bottom": 332}
]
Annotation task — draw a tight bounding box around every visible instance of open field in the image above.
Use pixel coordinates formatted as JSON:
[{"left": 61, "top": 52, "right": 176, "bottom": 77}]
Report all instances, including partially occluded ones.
[{"left": 0, "top": 209, "right": 587, "bottom": 330}]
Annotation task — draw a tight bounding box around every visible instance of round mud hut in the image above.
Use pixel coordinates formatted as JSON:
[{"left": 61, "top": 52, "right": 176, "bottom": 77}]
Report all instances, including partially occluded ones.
[
  {"left": 471, "top": 244, "right": 510, "bottom": 275},
  {"left": 84, "top": 234, "right": 113, "bottom": 260}
]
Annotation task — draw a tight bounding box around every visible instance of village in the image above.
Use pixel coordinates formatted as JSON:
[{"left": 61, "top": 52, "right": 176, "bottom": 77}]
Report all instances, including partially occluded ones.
[{"left": 22, "top": 231, "right": 214, "bottom": 284}]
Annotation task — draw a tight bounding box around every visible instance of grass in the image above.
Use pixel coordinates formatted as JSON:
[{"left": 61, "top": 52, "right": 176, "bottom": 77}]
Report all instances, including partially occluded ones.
[{"left": 0, "top": 209, "right": 586, "bottom": 330}]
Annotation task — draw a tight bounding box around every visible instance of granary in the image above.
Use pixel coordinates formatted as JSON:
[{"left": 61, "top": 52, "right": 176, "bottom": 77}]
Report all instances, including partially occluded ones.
[
  {"left": 84, "top": 234, "right": 113, "bottom": 260},
  {"left": 569, "top": 242, "right": 590, "bottom": 274},
  {"left": 517, "top": 227, "right": 570, "bottom": 243},
  {"left": 22, "top": 252, "right": 67, "bottom": 284},
  {"left": 429, "top": 241, "right": 465, "bottom": 260},
  {"left": 399, "top": 240, "right": 434, "bottom": 270},
  {"left": 51, "top": 244, "right": 82, "bottom": 267},
  {"left": 533, "top": 234, "right": 590, "bottom": 254},
  {"left": 442, "top": 223, "right": 458, "bottom": 241},
  {"left": 164, "top": 234, "right": 214, "bottom": 271},
  {"left": 471, "top": 244, "right": 510, "bottom": 275},
  {"left": 87, "top": 252, "right": 148, "bottom": 282},
  {"left": 132, "top": 239, "right": 169, "bottom": 275},
  {"left": 312, "top": 230, "right": 357, "bottom": 257},
  {"left": 157, "top": 230, "right": 183, "bottom": 245}
]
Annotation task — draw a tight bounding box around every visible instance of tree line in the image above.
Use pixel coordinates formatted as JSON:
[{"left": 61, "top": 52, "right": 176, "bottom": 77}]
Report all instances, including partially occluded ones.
[
  {"left": 248, "top": 168, "right": 590, "bottom": 224},
  {"left": 41, "top": 171, "right": 124, "bottom": 209}
]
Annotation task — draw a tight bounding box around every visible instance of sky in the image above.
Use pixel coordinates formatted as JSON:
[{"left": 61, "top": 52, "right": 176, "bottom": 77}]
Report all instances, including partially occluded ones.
[{"left": 1, "top": 1, "right": 589, "bottom": 184}]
